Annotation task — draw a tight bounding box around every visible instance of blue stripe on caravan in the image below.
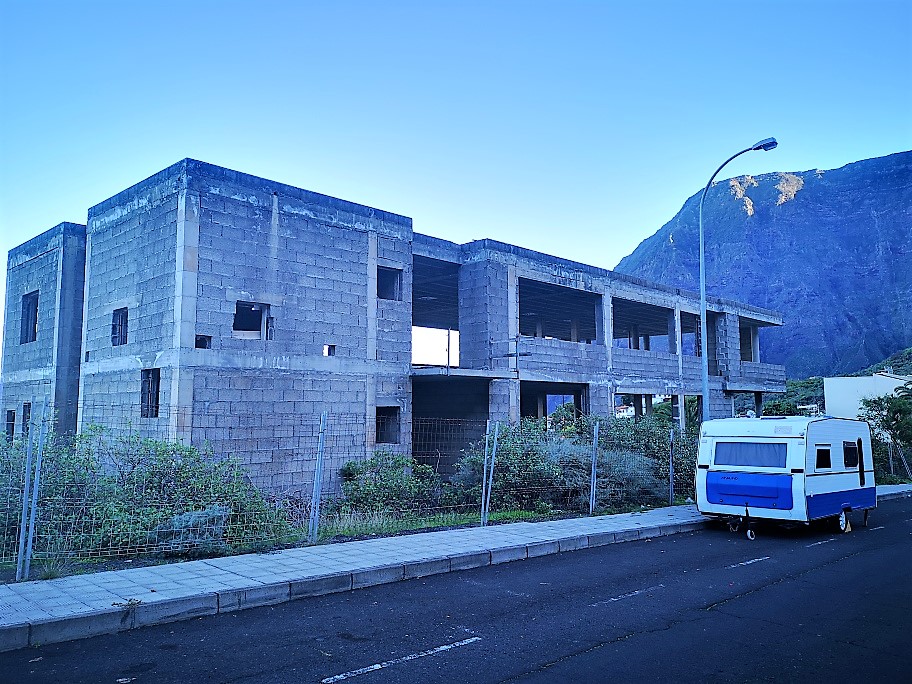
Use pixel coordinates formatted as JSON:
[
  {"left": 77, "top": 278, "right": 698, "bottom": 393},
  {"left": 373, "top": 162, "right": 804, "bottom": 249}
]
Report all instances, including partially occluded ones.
[
  {"left": 706, "top": 471, "right": 793, "bottom": 510},
  {"left": 806, "top": 487, "right": 876, "bottom": 520}
]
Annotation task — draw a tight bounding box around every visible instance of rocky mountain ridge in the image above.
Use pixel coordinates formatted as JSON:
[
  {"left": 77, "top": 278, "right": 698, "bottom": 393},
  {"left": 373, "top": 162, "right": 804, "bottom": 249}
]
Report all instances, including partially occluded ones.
[{"left": 616, "top": 151, "right": 912, "bottom": 378}]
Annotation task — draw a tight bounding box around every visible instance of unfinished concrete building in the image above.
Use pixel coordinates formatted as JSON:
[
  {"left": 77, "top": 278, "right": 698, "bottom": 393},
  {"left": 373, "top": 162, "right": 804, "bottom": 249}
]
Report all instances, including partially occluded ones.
[{"left": 2, "top": 159, "right": 786, "bottom": 486}]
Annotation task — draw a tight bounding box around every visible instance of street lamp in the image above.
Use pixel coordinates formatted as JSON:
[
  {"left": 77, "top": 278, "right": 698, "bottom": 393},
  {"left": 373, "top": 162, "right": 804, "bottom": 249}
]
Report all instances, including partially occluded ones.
[{"left": 698, "top": 137, "right": 778, "bottom": 421}]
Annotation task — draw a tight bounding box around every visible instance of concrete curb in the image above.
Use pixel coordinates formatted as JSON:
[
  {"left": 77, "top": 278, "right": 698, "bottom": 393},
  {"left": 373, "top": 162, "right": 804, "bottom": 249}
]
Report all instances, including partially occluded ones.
[
  {"left": 0, "top": 519, "right": 706, "bottom": 652},
  {"left": 2, "top": 488, "right": 908, "bottom": 653}
]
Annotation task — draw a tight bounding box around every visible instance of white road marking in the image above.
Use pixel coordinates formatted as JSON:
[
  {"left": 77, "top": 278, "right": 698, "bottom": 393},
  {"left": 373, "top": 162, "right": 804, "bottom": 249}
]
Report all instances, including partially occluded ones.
[
  {"left": 321, "top": 637, "right": 482, "bottom": 683},
  {"left": 590, "top": 584, "right": 665, "bottom": 607},
  {"left": 727, "top": 556, "right": 770, "bottom": 568},
  {"left": 806, "top": 538, "right": 836, "bottom": 547},
  {"left": 870, "top": 526, "right": 885, "bottom": 530}
]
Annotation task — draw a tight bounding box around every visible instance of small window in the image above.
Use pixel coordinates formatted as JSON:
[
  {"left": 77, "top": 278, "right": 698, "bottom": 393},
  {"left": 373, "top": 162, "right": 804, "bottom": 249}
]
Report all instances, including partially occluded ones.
[
  {"left": 111, "top": 307, "right": 129, "bottom": 346},
  {"left": 233, "top": 301, "right": 268, "bottom": 339},
  {"left": 376, "top": 406, "right": 400, "bottom": 444},
  {"left": 323, "top": 344, "right": 336, "bottom": 357},
  {"left": 377, "top": 267, "right": 402, "bottom": 301},
  {"left": 5, "top": 411, "right": 14, "bottom": 442},
  {"left": 141, "top": 368, "right": 161, "bottom": 418},
  {"left": 843, "top": 441, "right": 859, "bottom": 468},
  {"left": 195, "top": 335, "right": 212, "bottom": 349},
  {"left": 815, "top": 447, "right": 831, "bottom": 470},
  {"left": 714, "top": 442, "right": 787, "bottom": 468},
  {"left": 22, "top": 403, "right": 31, "bottom": 438},
  {"left": 20, "top": 291, "right": 39, "bottom": 344}
]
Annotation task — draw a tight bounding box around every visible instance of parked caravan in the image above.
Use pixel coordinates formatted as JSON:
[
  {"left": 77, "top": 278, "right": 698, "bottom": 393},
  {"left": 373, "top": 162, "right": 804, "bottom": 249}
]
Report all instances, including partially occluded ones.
[{"left": 695, "top": 417, "right": 875, "bottom": 539}]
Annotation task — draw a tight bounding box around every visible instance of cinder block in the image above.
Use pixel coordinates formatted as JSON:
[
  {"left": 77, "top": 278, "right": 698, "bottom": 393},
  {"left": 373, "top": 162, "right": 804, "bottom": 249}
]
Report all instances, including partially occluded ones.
[{"left": 352, "top": 565, "right": 405, "bottom": 589}]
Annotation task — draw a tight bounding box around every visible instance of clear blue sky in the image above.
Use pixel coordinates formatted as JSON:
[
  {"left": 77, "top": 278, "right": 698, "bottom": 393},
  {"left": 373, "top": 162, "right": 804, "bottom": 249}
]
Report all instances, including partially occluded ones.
[{"left": 1, "top": 0, "right": 910, "bottom": 333}]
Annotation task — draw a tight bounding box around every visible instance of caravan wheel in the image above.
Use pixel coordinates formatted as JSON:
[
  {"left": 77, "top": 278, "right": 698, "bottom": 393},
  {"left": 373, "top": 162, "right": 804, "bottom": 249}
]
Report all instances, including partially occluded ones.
[{"left": 836, "top": 510, "right": 849, "bottom": 533}]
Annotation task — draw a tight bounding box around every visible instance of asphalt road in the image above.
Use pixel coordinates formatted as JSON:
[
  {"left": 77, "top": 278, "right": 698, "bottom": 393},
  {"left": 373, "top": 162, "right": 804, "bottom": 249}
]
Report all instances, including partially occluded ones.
[{"left": 3, "top": 497, "right": 911, "bottom": 684}]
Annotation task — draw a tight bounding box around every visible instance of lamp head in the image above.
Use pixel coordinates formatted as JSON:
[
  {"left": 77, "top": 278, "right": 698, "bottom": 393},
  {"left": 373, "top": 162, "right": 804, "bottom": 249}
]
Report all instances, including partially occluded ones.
[{"left": 751, "top": 137, "right": 778, "bottom": 152}]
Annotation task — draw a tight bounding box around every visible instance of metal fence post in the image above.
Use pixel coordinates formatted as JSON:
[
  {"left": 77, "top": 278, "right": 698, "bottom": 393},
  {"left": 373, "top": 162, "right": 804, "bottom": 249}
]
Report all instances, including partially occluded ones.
[
  {"left": 480, "top": 421, "right": 491, "bottom": 526},
  {"left": 308, "top": 412, "right": 328, "bottom": 543},
  {"left": 668, "top": 428, "right": 675, "bottom": 506},
  {"left": 482, "top": 422, "right": 500, "bottom": 527},
  {"left": 22, "top": 406, "right": 49, "bottom": 580},
  {"left": 589, "top": 421, "right": 599, "bottom": 515},
  {"left": 14, "top": 422, "right": 36, "bottom": 581}
]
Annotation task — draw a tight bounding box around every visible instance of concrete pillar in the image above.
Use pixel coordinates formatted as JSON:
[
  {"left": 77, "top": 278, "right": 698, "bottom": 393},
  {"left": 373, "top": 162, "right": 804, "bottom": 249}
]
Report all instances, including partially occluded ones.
[
  {"left": 490, "top": 378, "right": 520, "bottom": 423},
  {"left": 631, "top": 325, "right": 640, "bottom": 350},
  {"left": 645, "top": 394, "right": 654, "bottom": 416},
  {"left": 751, "top": 326, "right": 760, "bottom": 363},
  {"left": 643, "top": 335, "right": 650, "bottom": 351},
  {"left": 755, "top": 391, "right": 763, "bottom": 417},
  {"left": 633, "top": 394, "right": 643, "bottom": 418}
]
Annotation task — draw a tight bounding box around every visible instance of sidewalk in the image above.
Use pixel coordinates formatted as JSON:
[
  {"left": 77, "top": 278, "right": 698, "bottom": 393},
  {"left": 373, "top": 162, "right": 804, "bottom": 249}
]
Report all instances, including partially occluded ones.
[{"left": 3, "top": 485, "right": 911, "bottom": 653}]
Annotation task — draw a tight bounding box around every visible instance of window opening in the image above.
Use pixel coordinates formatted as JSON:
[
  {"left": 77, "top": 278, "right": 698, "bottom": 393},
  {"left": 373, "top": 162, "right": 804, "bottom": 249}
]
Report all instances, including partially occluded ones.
[
  {"left": 815, "top": 446, "right": 831, "bottom": 470},
  {"left": 323, "top": 344, "right": 336, "bottom": 357},
  {"left": 5, "top": 411, "right": 15, "bottom": 442},
  {"left": 195, "top": 335, "right": 212, "bottom": 349},
  {"left": 377, "top": 267, "right": 403, "bottom": 301},
  {"left": 376, "top": 406, "right": 400, "bottom": 444},
  {"left": 141, "top": 368, "right": 161, "bottom": 418},
  {"left": 714, "top": 442, "right": 787, "bottom": 468},
  {"left": 22, "top": 403, "right": 31, "bottom": 438},
  {"left": 842, "top": 441, "right": 859, "bottom": 468},
  {"left": 111, "top": 307, "right": 129, "bottom": 346},
  {"left": 20, "top": 291, "right": 38, "bottom": 344},
  {"left": 233, "top": 301, "right": 268, "bottom": 339}
]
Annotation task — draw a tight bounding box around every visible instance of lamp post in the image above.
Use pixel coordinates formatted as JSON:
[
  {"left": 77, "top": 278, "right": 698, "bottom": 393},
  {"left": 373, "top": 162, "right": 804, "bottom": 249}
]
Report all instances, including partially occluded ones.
[{"left": 698, "top": 137, "right": 778, "bottom": 421}]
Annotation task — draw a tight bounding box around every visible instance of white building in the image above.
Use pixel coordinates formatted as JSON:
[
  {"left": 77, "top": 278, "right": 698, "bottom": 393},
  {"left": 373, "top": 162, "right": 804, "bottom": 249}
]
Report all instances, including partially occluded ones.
[{"left": 823, "top": 371, "right": 911, "bottom": 419}]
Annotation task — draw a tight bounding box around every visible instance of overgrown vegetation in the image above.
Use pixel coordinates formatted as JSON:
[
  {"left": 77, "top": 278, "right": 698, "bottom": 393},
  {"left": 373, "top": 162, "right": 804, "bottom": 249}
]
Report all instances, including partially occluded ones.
[
  {"left": 1, "top": 426, "right": 292, "bottom": 564},
  {"left": 327, "top": 407, "right": 698, "bottom": 529},
  {"left": 859, "top": 390, "right": 912, "bottom": 484}
]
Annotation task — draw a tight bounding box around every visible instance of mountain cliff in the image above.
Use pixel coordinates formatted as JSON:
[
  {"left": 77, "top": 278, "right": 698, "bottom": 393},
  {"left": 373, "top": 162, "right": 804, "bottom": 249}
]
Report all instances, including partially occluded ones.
[{"left": 616, "top": 151, "right": 912, "bottom": 378}]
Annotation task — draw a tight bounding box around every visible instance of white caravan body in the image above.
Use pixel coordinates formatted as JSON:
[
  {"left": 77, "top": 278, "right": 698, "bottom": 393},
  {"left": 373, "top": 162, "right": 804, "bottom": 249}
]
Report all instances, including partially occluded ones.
[{"left": 696, "top": 417, "right": 876, "bottom": 523}]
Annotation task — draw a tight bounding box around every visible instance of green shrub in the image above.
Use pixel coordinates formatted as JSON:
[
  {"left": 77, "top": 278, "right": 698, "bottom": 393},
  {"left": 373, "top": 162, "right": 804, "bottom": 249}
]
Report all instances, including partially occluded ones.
[
  {"left": 335, "top": 452, "right": 442, "bottom": 514},
  {"left": 1, "top": 426, "right": 292, "bottom": 562}
]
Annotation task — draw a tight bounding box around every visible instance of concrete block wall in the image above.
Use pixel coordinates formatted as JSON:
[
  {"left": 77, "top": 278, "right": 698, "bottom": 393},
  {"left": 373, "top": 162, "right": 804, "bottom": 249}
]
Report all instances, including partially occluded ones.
[
  {"left": 458, "top": 259, "right": 513, "bottom": 371},
  {"left": 714, "top": 312, "right": 742, "bottom": 381},
  {"left": 78, "top": 164, "right": 185, "bottom": 440},
  {"left": 1, "top": 223, "right": 86, "bottom": 436}
]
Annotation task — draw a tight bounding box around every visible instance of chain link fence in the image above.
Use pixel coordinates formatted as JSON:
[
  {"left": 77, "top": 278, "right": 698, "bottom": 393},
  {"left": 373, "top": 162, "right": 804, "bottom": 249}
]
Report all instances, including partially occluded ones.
[{"left": 1, "top": 402, "right": 700, "bottom": 580}]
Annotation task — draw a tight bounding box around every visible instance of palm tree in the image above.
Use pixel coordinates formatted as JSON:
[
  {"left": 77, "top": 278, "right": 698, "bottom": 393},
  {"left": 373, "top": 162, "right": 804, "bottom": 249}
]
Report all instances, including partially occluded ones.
[{"left": 897, "top": 381, "right": 912, "bottom": 401}]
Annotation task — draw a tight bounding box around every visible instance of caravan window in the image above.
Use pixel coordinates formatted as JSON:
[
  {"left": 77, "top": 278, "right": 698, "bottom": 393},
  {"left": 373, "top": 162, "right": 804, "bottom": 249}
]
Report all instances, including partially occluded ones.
[
  {"left": 843, "top": 441, "right": 859, "bottom": 468},
  {"left": 815, "top": 447, "right": 832, "bottom": 470},
  {"left": 714, "top": 442, "right": 787, "bottom": 468}
]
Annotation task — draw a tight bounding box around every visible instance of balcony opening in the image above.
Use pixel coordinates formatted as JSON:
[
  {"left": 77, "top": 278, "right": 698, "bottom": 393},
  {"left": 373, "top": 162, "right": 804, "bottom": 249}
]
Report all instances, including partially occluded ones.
[
  {"left": 611, "top": 297, "right": 674, "bottom": 352},
  {"left": 412, "top": 376, "right": 489, "bottom": 478},
  {"left": 519, "top": 278, "right": 599, "bottom": 343},
  {"left": 412, "top": 256, "right": 460, "bottom": 366},
  {"left": 520, "top": 381, "right": 587, "bottom": 419},
  {"left": 739, "top": 317, "right": 763, "bottom": 362}
]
